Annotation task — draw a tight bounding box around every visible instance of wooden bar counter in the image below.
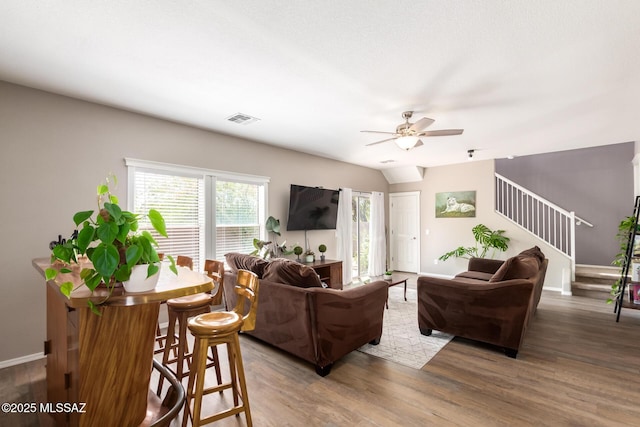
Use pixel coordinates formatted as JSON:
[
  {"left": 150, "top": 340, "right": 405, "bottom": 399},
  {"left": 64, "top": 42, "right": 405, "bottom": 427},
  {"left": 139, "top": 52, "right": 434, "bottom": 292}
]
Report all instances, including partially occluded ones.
[{"left": 33, "top": 258, "right": 214, "bottom": 427}]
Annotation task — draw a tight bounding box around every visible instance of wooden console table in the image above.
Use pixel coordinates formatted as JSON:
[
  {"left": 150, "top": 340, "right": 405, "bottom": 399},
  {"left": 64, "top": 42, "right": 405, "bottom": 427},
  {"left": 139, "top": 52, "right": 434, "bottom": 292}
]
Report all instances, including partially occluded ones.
[
  {"left": 304, "top": 259, "right": 343, "bottom": 289},
  {"left": 33, "top": 258, "right": 213, "bottom": 427}
]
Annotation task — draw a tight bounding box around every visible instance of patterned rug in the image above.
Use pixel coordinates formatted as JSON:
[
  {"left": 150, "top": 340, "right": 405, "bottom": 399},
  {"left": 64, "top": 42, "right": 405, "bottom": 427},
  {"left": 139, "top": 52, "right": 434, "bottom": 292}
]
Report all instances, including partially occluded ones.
[{"left": 358, "top": 285, "right": 453, "bottom": 369}]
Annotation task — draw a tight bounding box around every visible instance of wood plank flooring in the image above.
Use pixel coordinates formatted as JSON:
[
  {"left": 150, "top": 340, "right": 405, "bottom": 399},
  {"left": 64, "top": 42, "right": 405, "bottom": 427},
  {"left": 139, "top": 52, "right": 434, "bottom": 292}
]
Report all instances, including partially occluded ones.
[{"left": 2, "top": 279, "right": 640, "bottom": 426}]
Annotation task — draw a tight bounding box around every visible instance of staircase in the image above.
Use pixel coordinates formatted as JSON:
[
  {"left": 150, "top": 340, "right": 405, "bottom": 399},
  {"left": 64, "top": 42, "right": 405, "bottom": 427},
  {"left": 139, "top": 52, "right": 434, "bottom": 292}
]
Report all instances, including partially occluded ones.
[{"left": 571, "top": 265, "right": 620, "bottom": 300}]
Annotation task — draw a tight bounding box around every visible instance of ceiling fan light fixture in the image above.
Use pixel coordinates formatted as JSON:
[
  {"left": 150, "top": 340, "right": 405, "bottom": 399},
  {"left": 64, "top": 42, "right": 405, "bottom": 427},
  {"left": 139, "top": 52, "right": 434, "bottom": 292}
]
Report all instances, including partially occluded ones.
[{"left": 396, "top": 136, "right": 420, "bottom": 150}]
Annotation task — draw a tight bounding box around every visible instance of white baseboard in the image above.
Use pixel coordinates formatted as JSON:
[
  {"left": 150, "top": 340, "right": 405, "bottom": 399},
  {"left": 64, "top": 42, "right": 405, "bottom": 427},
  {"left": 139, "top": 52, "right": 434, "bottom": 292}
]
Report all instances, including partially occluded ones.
[{"left": 0, "top": 352, "right": 45, "bottom": 369}]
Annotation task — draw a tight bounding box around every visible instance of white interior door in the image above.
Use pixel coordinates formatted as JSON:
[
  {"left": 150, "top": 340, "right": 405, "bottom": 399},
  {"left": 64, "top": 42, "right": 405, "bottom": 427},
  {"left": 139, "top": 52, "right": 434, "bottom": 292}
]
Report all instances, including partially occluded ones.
[{"left": 389, "top": 192, "right": 420, "bottom": 273}]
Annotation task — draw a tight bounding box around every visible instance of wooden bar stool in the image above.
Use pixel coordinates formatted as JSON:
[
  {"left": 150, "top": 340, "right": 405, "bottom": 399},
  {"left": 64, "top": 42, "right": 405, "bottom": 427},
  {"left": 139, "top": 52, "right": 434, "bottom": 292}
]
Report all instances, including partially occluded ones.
[
  {"left": 157, "top": 257, "right": 223, "bottom": 395},
  {"left": 204, "top": 259, "right": 226, "bottom": 309},
  {"left": 182, "top": 269, "right": 259, "bottom": 427},
  {"left": 154, "top": 253, "right": 191, "bottom": 355}
]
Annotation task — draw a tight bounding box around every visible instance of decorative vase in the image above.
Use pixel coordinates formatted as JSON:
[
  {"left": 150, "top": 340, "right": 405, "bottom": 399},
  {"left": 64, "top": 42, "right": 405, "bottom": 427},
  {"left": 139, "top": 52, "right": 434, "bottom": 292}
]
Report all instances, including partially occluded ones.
[
  {"left": 123, "top": 264, "right": 161, "bottom": 293},
  {"left": 305, "top": 255, "right": 314, "bottom": 263}
]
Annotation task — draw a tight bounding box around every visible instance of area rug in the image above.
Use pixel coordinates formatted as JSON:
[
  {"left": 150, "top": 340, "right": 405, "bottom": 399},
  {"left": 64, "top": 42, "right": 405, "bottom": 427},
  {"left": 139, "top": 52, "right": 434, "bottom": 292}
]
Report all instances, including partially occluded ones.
[{"left": 358, "top": 285, "right": 453, "bottom": 369}]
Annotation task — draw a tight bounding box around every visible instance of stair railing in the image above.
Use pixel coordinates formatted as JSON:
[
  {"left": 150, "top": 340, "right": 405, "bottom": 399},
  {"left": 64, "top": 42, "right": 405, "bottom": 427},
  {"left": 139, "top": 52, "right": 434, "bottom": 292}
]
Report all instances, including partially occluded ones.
[{"left": 494, "top": 173, "right": 593, "bottom": 281}]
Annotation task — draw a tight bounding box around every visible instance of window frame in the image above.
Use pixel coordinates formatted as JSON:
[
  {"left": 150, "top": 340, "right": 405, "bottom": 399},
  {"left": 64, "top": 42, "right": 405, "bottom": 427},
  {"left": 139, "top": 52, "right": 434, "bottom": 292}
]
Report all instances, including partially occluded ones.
[{"left": 125, "top": 158, "right": 270, "bottom": 267}]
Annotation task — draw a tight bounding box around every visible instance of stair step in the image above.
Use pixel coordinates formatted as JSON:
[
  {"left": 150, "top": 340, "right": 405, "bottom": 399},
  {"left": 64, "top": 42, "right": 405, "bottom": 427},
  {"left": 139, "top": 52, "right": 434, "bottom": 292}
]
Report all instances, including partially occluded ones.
[{"left": 571, "top": 282, "right": 612, "bottom": 299}]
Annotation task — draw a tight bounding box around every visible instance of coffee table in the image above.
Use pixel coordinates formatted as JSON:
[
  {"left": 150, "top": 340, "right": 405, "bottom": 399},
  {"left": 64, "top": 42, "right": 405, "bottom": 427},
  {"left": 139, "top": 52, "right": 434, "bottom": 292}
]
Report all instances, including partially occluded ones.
[{"left": 372, "top": 275, "right": 408, "bottom": 308}]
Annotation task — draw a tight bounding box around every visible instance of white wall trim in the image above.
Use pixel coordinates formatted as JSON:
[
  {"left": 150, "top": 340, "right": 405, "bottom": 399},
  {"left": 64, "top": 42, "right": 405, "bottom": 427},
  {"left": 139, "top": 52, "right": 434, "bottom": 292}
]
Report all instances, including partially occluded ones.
[
  {"left": 0, "top": 352, "right": 45, "bottom": 369},
  {"left": 124, "top": 157, "right": 270, "bottom": 184}
]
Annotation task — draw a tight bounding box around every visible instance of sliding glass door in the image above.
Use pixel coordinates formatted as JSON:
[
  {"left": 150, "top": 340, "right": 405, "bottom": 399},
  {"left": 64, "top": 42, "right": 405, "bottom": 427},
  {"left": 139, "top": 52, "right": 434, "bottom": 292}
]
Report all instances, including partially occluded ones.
[{"left": 352, "top": 193, "right": 371, "bottom": 278}]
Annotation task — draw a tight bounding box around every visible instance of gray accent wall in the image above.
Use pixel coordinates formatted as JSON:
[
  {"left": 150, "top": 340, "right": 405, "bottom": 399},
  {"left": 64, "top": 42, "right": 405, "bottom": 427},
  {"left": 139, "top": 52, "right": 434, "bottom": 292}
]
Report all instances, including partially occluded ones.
[{"left": 495, "top": 143, "right": 634, "bottom": 265}]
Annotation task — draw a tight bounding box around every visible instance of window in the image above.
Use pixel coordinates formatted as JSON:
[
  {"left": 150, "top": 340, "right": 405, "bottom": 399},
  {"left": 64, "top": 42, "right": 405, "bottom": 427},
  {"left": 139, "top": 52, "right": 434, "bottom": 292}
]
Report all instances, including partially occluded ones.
[
  {"left": 126, "top": 159, "right": 268, "bottom": 270},
  {"left": 215, "top": 180, "right": 265, "bottom": 260},
  {"left": 352, "top": 193, "right": 371, "bottom": 278}
]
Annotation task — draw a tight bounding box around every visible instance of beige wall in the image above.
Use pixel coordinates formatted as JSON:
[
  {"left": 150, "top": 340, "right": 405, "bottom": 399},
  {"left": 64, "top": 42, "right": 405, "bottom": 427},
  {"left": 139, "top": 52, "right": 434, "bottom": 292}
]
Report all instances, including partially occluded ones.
[
  {"left": 0, "top": 81, "right": 389, "bottom": 363},
  {"left": 390, "top": 160, "right": 570, "bottom": 291}
]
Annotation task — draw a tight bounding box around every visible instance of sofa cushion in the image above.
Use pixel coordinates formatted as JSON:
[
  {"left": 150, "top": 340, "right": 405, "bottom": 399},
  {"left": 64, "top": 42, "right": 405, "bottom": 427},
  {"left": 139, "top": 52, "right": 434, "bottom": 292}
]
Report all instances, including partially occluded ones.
[
  {"left": 455, "top": 271, "right": 494, "bottom": 281},
  {"left": 262, "top": 258, "right": 323, "bottom": 288},
  {"left": 225, "top": 252, "right": 269, "bottom": 278},
  {"left": 489, "top": 255, "right": 539, "bottom": 282}
]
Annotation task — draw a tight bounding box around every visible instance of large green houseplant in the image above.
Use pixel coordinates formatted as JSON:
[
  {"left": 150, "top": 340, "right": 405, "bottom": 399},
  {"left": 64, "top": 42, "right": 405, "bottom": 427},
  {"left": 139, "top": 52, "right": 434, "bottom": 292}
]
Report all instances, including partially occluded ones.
[
  {"left": 46, "top": 175, "right": 176, "bottom": 314},
  {"left": 439, "top": 223, "right": 510, "bottom": 261}
]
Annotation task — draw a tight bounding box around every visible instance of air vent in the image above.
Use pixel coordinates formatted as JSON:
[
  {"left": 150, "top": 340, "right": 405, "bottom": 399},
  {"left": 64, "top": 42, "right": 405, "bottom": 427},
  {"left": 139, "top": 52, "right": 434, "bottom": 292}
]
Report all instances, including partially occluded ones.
[
  {"left": 227, "top": 113, "right": 260, "bottom": 125},
  {"left": 380, "top": 159, "right": 396, "bottom": 164}
]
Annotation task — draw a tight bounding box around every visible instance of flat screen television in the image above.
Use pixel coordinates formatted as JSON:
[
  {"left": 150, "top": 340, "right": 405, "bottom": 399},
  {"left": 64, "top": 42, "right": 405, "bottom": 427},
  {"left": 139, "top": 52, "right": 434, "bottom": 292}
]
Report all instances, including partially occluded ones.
[{"left": 286, "top": 184, "right": 340, "bottom": 231}]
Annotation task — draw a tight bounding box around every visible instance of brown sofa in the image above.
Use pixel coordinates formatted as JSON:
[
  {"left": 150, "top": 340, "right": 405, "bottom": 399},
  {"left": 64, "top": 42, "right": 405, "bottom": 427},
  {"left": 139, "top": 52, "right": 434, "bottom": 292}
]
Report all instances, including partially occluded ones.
[
  {"left": 417, "top": 246, "right": 548, "bottom": 358},
  {"left": 223, "top": 254, "right": 389, "bottom": 376}
]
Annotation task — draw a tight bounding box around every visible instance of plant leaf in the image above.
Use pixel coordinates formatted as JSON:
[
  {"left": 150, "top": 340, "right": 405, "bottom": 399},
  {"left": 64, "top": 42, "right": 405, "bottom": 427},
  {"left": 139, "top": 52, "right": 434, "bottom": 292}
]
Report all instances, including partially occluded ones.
[
  {"left": 87, "top": 300, "right": 102, "bottom": 316},
  {"left": 45, "top": 268, "right": 58, "bottom": 281},
  {"left": 76, "top": 224, "right": 96, "bottom": 253},
  {"left": 148, "top": 209, "right": 168, "bottom": 238},
  {"left": 147, "top": 263, "right": 159, "bottom": 278},
  {"left": 73, "top": 210, "right": 94, "bottom": 226},
  {"left": 90, "top": 243, "right": 119, "bottom": 278},
  {"left": 104, "top": 202, "right": 123, "bottom": 223},
  {"left": 114, "top": 264, "right": 131, "bottom": 282},
  {"left": 167, "top": 255, "right": 177, "bottom": 275},
  {"left": 96, "top": 221, "right": 119, "bottom": 245},
  {"left": 60, "top": 281, "right": 73, "bottom": 298},
  {"left": 97, "top": 184, "right": 109, "bottom": 195},
  {"left": 126, "top": 244, "right": 142, "bottom": 267},
  {"left": 266, "top": 216, "right": 281, "bottom": 236}
]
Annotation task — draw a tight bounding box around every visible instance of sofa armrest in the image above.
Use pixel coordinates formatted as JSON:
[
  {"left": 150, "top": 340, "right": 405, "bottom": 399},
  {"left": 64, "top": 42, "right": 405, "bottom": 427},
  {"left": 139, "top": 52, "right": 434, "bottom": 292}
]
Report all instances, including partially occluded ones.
[
  {"left": 467, "top": 257, "right": 505, "bottom": 274},
  {"left": 309, "top": 280, "right": 389, "bottom": 367},
  {"left": 417, "top": 276, "right": 534, "bottom": 352}
]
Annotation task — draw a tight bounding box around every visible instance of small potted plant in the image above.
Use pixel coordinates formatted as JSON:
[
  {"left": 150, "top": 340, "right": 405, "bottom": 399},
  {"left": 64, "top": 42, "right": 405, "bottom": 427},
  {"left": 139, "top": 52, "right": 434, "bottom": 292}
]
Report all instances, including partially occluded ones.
[
  {"left": 384, "top": 270, "right": 393, "bottom": 280},
  {"left": 293, "top": 245, "right": 303, "bottom": 262},
  {"left": 46, "top": 175, "right": 177, "bottom": 314},
  {"left": 304, "top": 249, "right": 315, "bottom": 263},
  {"left": 318, "top": 244, "right": 327, "bottom": 261}
]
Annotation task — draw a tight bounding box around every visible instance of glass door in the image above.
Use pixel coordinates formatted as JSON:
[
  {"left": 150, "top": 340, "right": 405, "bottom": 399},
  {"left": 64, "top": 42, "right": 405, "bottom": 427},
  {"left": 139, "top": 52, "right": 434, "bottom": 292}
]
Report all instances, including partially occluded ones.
[{"left": 352, "top": 193, "right": 371, "bottom": 278}]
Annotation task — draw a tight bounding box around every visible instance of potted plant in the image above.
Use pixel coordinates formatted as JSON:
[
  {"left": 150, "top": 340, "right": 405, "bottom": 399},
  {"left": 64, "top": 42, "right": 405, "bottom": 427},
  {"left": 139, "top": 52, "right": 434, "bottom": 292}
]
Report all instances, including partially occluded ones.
[
  {"left": 293, "top": 245, "right": 303, "bottom": 262},
  {"left": 45, "top": 175, "right": 177, "bottom": 314},
  {"left": 304, "top": 249, "right": 315, "bottom": 263},
  {"left": 383, "top": 270, "right": 393, "bottom": 280},
  {"left": 609, "top": 215, "right": 638, "bottom": 304},
  {"left": 250, "top": 216, "right": 295, "bottom": 259},
  {"left": 318, "top": 244, "right": 327, "bottom": 261},
  {"left": 438, "top": 224, "right": 510, "bottom": 261}
]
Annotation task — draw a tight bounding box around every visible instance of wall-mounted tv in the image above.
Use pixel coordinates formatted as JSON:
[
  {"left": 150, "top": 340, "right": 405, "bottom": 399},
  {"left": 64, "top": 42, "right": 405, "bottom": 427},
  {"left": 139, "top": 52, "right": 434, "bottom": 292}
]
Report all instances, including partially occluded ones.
[{"left": 286, "top": 184, "right": 340, "bottom": 231}]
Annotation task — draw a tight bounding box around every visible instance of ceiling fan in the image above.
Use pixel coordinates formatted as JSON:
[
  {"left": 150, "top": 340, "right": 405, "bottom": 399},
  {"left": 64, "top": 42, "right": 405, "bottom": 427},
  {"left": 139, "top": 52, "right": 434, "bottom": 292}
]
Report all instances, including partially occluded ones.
[{"left": 361, "top": 111, "right": 464, "bottom": 150}]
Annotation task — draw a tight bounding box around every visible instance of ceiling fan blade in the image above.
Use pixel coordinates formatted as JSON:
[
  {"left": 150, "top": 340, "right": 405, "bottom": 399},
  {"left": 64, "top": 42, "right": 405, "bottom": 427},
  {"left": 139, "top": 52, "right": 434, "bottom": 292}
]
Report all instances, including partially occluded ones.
[
  {"left": 417, "top": 129, "right": 464, "bottom": 137},
  {"left": 360, "top": 130, "right": 398, "bottom": 135},
  {"left": 414, "top": 139, "right": 424, "bottom": 148},
  {"left": 408, "top": 117, "right": 435, "bottom": 132},
  {"left": 365, "top": 137, "right": 397, "bottom": 147}
]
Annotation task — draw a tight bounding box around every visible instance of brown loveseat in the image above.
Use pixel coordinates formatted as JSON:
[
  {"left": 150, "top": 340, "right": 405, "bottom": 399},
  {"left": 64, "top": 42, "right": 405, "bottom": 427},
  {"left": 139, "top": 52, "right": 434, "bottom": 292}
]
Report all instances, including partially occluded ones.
[
  {"left": 223, "top": 254, "right": 389, "bottom": 376},
  {"left": 417, "top": 246, "right": 548, "bottom": 358}
]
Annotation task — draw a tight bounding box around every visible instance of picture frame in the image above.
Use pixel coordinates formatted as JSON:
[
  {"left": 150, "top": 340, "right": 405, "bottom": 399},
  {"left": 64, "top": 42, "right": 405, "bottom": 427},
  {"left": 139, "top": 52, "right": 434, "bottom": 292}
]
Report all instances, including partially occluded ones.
[{"left": 436, "top": 191, "right": 476, "bottom": 218}]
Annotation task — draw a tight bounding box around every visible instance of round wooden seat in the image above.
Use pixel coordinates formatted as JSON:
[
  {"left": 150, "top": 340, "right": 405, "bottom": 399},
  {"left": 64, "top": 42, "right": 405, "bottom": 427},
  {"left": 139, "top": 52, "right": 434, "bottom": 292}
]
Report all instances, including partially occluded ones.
[
  {"left": 187, "top": 311, "right": 243, "bottom": 337},
  {"left": 166, "top": 293, "right": 212, "bottom": 309}
]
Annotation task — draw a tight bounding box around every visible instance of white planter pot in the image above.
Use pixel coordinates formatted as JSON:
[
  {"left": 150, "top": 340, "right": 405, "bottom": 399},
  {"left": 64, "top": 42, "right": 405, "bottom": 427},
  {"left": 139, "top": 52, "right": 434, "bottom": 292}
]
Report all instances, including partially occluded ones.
[
  {"left": 305, "top": 255, "right": 314, "bottom": 263},
  {"left": 123, "top": 264, "right": 161, "bottom": 293}
]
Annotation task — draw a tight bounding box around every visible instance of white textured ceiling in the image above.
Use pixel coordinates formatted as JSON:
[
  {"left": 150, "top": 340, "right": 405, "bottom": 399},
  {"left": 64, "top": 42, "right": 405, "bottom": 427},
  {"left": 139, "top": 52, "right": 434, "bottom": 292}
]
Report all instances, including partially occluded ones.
[{"left": 1, "top": 1, "right": 639, "bottom": 169}]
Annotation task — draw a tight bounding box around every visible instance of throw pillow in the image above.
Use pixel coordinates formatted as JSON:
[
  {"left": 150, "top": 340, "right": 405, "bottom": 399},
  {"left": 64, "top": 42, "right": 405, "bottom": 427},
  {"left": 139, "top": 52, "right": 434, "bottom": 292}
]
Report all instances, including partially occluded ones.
[
  {"left": 224, "top": 253, "right": 269, "bottom": 278},
  {"left": 489, "top": 256, "right": 539, "bottom": 282},
  {"left": 518, "top": 246, "right": 545, "bottom": 265},
  {"left": 262, "top": 258, "right": 323, "bottom": 288}
]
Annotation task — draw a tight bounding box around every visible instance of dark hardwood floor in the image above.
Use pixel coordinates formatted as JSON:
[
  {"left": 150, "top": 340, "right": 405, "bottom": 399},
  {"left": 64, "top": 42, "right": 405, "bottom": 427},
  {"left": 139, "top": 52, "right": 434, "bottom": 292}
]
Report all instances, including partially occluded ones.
[{"left": 2, "top": 278, "right": 640, "bottom": 426}]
